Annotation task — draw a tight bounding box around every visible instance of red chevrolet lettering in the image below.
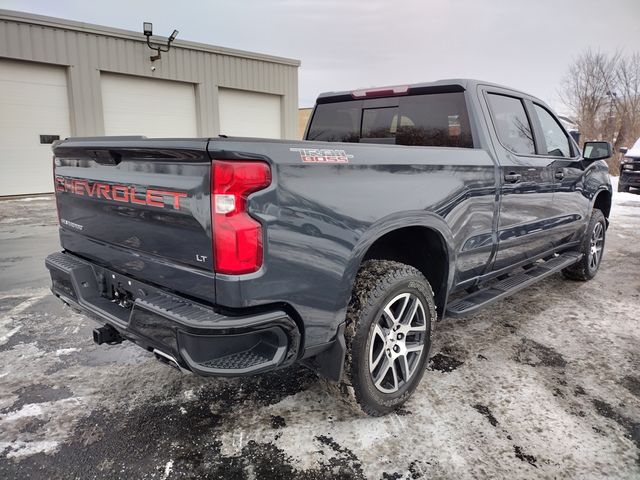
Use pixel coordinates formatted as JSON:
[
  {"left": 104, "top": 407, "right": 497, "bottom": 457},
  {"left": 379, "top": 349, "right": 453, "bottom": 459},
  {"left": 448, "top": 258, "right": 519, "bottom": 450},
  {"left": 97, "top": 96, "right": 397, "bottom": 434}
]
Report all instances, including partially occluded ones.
[
  {"left": 83, "top": 181, "right": 97, "bottom": 197},
  {"left": 54, "top": 176, "right": 186, "bottom": 210},
  {"left": 112, "top": 185, "right": 129, "bottom": 203},
  {"left": 158, "top": 190, "right": 188, "bottom": 209},
  {"left": 97, "top": 184, "right": 112, "bottom": 200},
  {"left": 130, "top": 186, "right": 146, "bottom": 205},
  {"left": 145, "top": 189, "right": 164, "bottom": 208}
]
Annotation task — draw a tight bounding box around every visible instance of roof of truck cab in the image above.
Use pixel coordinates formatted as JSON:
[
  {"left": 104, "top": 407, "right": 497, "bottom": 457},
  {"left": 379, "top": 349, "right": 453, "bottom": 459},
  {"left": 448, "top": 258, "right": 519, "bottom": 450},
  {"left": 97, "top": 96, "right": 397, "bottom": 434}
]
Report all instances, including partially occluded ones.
[{"left": 315, "top": 79, "right": 539, "bottom": 104}]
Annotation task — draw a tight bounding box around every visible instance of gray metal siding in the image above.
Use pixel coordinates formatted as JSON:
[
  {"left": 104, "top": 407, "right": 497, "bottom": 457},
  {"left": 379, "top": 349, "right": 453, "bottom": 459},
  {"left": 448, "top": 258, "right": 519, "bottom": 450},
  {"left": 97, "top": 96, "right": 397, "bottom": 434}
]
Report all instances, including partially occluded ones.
[{"left": 0, "top": 10, "right": 299, "bottom": 138}]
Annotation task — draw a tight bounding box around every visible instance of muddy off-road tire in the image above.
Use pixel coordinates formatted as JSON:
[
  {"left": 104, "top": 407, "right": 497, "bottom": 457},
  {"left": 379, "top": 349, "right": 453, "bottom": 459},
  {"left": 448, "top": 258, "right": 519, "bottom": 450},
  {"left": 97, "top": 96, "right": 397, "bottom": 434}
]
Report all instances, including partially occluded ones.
[
  {"left": 562, "top": 209, "right": 606, "bottom": 281},
  {"left": 342, "top": 260, "right": 435, "bottom": 416}
]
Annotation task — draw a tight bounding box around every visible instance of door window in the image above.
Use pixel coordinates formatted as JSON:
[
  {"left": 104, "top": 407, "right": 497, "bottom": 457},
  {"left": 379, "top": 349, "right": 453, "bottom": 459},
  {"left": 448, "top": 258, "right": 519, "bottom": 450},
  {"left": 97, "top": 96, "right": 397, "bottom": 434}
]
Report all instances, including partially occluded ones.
[
  {"left": 487, "top": 94, "right": 536, "bottom": 155},
  {"left": 533, "top": 104, "right": 572, "bottom": 157}
]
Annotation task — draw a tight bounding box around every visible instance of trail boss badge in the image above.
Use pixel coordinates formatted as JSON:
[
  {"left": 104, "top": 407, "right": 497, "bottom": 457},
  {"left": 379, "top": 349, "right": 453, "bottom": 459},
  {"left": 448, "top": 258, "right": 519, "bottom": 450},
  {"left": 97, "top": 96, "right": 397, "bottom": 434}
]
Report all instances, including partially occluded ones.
[{"left": 290, "top": 148, "right": 353, "bottom": 163}]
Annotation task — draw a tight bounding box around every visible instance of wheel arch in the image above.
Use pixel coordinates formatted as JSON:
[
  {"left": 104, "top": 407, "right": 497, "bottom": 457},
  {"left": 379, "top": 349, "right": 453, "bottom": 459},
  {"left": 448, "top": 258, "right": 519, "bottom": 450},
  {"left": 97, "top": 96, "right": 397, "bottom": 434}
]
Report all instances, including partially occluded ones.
[
  {"left": 341, "top": 212, "right": 456, "bottom": 318},
  {"left": 592, "top": 188, "right": 612, "bottom": 225}
]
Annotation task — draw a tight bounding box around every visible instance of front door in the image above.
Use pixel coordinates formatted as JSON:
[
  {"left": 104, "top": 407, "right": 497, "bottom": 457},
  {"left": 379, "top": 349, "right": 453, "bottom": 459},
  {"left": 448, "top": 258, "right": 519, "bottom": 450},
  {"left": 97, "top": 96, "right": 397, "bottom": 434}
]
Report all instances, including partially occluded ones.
[{"left": 529, "top": 102, "right": 591, "bottom": 248}]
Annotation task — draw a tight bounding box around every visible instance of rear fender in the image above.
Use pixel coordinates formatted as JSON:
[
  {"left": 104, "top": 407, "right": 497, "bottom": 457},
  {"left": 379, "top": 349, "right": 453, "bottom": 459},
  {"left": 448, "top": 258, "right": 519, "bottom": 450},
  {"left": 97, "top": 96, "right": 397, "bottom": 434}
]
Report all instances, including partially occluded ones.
[{"left": 338, "top": 210, "right": 456, "bottom": 317}]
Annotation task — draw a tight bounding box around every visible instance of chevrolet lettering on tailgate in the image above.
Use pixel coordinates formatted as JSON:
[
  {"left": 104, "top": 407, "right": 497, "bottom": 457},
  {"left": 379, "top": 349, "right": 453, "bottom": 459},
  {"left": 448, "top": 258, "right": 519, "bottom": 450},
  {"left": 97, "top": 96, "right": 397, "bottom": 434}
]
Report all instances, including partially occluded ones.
[{"left": 54, "top": 176, "right": 187, "bottom": 210}]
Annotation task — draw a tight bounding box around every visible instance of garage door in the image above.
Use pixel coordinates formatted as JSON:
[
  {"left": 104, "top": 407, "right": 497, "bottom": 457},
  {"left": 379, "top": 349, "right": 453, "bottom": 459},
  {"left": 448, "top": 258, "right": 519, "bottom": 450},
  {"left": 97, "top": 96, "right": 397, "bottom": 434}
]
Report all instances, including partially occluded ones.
[
  {"left": 101, "top": 73, "right": 197, "bottom": 138},
  {"left": 218, "top": 88, "right": 282, "bottom": 139},
  {"left": 0, "top": 59, "right": 71, "bottom": 196}
]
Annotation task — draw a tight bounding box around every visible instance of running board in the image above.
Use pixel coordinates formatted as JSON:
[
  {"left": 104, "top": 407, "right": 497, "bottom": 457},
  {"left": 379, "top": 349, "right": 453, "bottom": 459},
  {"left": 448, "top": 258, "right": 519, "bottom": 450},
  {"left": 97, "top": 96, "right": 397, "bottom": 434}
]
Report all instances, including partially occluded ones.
[{"left": 446, "top": 252, "right": 582, "bottom": 317}]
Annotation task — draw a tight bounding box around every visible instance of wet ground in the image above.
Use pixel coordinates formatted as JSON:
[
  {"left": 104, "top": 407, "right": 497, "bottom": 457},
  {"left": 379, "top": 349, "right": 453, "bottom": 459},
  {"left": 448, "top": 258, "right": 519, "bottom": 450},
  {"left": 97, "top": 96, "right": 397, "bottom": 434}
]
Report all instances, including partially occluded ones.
[{"left": 0, "top": 188, "right": 639, "bottom": 479}]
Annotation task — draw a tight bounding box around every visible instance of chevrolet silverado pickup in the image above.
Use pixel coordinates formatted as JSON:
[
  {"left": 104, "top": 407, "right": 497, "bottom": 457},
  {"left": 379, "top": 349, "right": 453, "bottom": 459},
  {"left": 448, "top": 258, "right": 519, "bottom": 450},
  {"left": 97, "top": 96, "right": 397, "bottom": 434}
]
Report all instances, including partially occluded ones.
[
  {"left": 619, "top": 137, "right": 640, "bottom": 192},
  {"left": 46, "top": 79, "right": 612, "bottom": 415}
]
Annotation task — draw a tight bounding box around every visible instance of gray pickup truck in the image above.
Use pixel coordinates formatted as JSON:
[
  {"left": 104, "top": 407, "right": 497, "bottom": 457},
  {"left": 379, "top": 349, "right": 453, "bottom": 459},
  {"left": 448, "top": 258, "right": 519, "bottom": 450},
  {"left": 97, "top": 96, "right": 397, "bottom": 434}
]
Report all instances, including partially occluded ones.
[{"left": 46, "top": 79, "right": 612, "bottom": 415}]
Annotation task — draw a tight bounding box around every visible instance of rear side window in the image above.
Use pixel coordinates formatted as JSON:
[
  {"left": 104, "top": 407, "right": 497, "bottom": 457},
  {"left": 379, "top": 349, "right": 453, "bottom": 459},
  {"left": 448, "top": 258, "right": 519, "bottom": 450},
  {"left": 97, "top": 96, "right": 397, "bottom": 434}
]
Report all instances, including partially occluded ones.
[
  {"left": 533, "top": 104, "right": 572, "bottom": 157},
  {"left": 487, "top": 93, "right": 536, "bottom": 155},
  {"left": 396, "top": 93, "right": 472, "bottom": 148},
  {"left": 307, "top": 92, "right": 473, "bottom": 148},
  {"left": 306, "top": 101, "right": 361, "bottom": 143}
]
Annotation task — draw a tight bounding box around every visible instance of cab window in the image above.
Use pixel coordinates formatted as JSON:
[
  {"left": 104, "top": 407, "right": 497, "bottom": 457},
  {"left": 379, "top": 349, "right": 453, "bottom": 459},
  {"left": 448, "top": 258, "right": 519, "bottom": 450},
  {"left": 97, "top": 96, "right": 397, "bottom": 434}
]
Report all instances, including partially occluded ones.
[
  {"left": 307, "top": 92, "right": 473, "bottom": 148},
  {"left": 533, "top": 104, "right": 572, "bottom": 157},
  {"left": 486, "top": 93, "right": 536, "bottom": 155},
  {"left": 306, "top": 100, "right": 361, "bottom": 143},
  {"left": 396, "top": 92, "right": 473, "bottom": 148}
]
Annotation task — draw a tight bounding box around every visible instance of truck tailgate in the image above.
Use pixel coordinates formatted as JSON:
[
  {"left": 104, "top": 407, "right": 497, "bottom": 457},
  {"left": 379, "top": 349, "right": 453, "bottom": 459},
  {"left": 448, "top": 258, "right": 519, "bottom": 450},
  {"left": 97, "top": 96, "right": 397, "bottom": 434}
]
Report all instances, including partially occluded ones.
[{"left": 53, "top": 137, "right": 215, "bottom": 301}]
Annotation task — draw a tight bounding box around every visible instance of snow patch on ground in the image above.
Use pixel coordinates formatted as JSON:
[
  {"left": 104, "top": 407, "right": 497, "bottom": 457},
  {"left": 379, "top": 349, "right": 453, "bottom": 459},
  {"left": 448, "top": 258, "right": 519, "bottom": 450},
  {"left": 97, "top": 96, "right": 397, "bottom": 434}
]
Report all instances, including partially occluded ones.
[
  {"left": 161, "top": 459, "right": 174, "bottom": 479},
  {"left": 611, "top": 176, "right": 640, "bottom": 221},
  {"left": 14, "top": 196, "right": 53, "bottom": 202},
  {"left": 54, "top": 348, "right": 80, "bottom": 356},
  {"left": 0, "top": 289, "right": 50, "bottom": 346},
  {"left": 0, "top": 440, "right": 60, "bottom": 458},
  {"left": 1, "top": 397, "right": 84, "bottom": 422}
]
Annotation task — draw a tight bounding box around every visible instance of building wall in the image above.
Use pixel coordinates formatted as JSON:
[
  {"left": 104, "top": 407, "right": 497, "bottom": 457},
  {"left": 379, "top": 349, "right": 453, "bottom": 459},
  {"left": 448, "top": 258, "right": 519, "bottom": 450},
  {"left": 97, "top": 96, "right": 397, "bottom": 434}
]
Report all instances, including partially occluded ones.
[
  {"left": 0, "top": 9, "right": 300, "bottom": 138},
  {"left": 298, "top": 108, "right": 313, "bottom": 139}
]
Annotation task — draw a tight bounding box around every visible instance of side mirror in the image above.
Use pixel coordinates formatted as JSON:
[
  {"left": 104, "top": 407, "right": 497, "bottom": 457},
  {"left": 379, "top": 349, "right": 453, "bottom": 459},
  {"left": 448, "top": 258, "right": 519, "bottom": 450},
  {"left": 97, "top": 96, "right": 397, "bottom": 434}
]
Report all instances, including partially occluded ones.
[
  {"left": 583, "top": 141, "right": 612, "bottom": 161},
  {"left": 619, "top": 147, "right": 628, "bottom": 154}
]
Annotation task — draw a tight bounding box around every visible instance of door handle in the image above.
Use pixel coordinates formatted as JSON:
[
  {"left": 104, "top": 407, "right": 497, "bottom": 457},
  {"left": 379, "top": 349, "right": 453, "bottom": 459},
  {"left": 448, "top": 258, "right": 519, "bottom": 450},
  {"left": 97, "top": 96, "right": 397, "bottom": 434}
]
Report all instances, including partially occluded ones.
[
  {"left": 555, "top": 170, "right": 565, "bottom": 180},
  {"left": 504, "top": 172, "right": 522, "bottom": 183}
]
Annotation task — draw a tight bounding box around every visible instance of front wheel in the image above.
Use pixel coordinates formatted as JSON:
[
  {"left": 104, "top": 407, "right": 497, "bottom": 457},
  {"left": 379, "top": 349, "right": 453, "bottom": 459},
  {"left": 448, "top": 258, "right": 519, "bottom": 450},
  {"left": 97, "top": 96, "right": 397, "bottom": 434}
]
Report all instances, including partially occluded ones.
[
  {"left": 562, "top": 209, "right": 606, "bottom": 281},
  {"left": 342, "top": 260, "right": 435, "bottom": 416},
  {"left": 618, "top": 182, "right": 629, "bottom": 193}
]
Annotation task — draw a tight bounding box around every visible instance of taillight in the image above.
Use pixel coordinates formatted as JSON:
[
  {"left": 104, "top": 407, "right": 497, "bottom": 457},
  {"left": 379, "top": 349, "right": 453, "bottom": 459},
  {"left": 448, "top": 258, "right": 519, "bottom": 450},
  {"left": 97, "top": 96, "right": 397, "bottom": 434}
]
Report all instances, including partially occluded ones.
[
  {"left": 53, "top": 155, "right": 61, "bottom": 224},
  {"left": 212, "top": 160, "right": 271, "bottom": 274}
]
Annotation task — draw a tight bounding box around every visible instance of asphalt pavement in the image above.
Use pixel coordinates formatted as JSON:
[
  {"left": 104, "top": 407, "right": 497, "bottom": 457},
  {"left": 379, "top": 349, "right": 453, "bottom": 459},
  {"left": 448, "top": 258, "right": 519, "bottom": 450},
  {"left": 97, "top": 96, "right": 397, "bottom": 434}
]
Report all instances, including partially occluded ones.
[{"left": 0, "top": 192, "right": 639, "bottom": 479}]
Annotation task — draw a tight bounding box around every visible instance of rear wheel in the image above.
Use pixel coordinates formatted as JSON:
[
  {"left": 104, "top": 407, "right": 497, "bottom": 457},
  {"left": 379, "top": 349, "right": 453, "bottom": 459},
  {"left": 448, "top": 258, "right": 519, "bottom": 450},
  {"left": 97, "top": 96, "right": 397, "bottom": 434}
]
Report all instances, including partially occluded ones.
[
  {"left": 562, "top": 209, "right": 606, "bottom": 281},
  {"left": 618, "top": 182, "right": 629, "bottom": 193},
  {"left": 342, "top": 260, "right": 435, "bottom": 416}
]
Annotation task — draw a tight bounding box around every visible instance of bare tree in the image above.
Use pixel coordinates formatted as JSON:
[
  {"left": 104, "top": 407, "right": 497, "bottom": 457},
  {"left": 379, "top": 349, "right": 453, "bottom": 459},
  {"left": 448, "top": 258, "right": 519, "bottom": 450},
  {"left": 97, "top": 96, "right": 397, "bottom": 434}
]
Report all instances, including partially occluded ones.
[
  {"left": 560, "top": 49, "right": 640, "bottom": 174},
  {"left": 614, "top": 53, "right": 640, "bottom": 152}
]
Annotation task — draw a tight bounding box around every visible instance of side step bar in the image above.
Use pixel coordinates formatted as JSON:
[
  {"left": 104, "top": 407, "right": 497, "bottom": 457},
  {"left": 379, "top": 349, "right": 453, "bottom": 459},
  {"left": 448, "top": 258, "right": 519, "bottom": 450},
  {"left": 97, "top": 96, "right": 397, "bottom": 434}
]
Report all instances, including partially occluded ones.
[{"left": 446, "top": 252, "right": 581, "bottom": 317}]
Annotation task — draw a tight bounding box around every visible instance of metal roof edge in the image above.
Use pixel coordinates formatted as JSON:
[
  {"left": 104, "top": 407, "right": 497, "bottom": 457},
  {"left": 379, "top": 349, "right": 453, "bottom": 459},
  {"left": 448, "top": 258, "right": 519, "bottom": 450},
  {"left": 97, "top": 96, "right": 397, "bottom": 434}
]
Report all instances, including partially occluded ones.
[{"left": 0, "top": 9, "right": 301, "bottom": 67}]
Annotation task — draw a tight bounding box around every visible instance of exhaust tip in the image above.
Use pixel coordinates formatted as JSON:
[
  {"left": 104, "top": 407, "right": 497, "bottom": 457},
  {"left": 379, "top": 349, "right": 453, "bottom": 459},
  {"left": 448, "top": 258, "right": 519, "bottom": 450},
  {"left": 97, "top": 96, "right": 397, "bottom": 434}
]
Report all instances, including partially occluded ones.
[{"left": 153, "top": 349, "right": 191, "bottom": 374}]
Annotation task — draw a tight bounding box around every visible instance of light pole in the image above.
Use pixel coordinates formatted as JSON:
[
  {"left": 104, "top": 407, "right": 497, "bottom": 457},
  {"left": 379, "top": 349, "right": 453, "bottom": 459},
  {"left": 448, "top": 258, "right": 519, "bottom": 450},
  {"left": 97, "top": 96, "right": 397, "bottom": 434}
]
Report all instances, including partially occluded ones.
[
  {"left": 143, "top": 22, "right": 179, "bottom": 62},
  {"left": 605, "top": 90, "right": 617, "bottom": 144}
]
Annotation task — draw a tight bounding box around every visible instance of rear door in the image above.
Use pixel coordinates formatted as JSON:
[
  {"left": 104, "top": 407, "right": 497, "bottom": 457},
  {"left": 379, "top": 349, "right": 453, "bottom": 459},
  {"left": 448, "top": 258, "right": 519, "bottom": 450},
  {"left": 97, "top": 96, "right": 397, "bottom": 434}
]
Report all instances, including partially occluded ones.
[{"left": 482, "top": 89, "right": 557, "bottom": 271}]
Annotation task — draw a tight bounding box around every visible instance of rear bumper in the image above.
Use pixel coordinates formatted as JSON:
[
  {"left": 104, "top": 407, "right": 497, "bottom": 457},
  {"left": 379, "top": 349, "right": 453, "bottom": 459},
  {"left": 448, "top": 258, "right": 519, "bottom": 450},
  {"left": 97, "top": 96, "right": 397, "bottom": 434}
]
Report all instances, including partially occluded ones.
[{"left": 45, "top": 251, "right": 300, "bottom": 376}]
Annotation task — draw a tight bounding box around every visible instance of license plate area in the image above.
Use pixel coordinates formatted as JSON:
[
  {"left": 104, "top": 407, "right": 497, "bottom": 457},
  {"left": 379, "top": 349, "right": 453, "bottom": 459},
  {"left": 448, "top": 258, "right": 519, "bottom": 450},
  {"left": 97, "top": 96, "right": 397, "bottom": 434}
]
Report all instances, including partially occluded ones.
[{"left": 104, "top": 272, "right": 138, "bottom": 310}]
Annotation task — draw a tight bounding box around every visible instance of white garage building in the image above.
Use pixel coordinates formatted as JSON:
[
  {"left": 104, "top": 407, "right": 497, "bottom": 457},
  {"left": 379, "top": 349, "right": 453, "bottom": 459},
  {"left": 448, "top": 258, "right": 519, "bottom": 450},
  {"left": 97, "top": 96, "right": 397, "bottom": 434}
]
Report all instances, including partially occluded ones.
[{"left": 0, "top": 10, "right": 299, "bottom": 196}]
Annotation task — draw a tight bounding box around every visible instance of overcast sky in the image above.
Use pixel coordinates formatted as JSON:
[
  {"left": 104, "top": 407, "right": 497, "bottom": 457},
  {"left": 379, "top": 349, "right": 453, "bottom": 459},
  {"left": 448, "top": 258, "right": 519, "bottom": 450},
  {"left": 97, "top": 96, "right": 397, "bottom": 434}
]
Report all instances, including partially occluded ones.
[{"left": 2, "top": 0, "right": 639, "bottom": 111}]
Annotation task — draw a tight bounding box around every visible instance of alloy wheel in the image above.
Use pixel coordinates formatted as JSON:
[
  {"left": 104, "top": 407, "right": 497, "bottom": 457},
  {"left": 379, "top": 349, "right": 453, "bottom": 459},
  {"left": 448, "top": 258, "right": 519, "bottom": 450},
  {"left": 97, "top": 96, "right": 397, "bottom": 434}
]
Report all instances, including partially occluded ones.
[
  {"left": 368, "top": 292, "right": 427, "bottom": 394},
  {"left": 588, "top": 221, "right": 605, "bottom": 271}
]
